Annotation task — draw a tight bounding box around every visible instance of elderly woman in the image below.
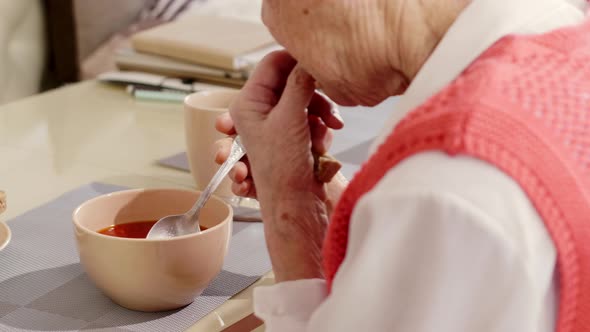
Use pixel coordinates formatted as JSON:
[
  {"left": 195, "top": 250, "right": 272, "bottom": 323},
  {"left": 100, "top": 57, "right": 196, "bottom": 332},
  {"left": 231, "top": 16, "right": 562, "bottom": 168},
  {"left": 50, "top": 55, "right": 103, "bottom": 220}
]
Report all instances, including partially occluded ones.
[{"left": 215, "top": 0, "right": 590, "bottom": 331}]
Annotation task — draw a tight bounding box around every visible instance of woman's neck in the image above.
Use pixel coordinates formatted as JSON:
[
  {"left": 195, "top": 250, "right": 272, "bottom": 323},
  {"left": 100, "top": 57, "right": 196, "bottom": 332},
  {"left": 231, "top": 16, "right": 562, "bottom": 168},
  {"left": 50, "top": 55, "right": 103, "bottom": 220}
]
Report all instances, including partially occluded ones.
[{"left": 387, "top": 0, "right": 471, "bottom": 82}]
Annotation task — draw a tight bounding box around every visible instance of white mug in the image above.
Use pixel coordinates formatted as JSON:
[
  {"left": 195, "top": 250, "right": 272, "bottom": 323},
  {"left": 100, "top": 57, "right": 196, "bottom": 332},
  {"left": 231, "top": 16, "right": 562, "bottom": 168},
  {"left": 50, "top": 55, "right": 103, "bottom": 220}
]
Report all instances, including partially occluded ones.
[{"left": 184, "top": 90, "right": 240, "bottom": 199}]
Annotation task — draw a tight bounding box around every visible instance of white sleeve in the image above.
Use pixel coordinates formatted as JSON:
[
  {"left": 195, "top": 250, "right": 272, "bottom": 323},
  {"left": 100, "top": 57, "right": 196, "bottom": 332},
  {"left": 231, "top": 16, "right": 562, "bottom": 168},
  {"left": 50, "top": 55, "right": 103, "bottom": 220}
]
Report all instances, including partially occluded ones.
[
  {"left": 253, "top": 187, "right": 550, "bottom": 332},
  {"left": 254, "top": 279, "right": 327, "bottom": 332}
]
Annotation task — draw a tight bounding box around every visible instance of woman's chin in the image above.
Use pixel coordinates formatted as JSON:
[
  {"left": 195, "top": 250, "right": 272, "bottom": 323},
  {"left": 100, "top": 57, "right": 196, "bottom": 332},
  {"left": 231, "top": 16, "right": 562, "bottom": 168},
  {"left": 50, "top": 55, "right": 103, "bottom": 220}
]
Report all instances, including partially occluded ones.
[
  {"left": 321, "top": 90, "right": 360, "bottom": 107},
  {"left": 332, "top": 95, "right": 381, "bottom": 107},
  {"left": 350, "top": 95, "right": 389, "bottom": 107},
  {"left": 333, "top": 97, "right": 359, "bottom": 107},
  {"left": 320, "top": 87, "right": 390, "bottom": 107}
]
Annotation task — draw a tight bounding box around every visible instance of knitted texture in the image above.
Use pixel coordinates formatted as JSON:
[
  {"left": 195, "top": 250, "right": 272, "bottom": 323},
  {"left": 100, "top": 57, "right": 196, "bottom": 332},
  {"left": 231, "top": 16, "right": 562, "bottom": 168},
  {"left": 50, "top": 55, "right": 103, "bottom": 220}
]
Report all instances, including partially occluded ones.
[{"left": 323, "top": 19, "right": 590, "bottom": 332}]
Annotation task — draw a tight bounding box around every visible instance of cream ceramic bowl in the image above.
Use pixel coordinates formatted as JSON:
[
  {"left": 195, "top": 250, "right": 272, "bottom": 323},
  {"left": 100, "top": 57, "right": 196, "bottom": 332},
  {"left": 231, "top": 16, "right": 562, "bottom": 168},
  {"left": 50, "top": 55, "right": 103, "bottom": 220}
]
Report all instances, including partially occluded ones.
[{"left": 73, "top": 188, "right": 232, "bottom": 312}]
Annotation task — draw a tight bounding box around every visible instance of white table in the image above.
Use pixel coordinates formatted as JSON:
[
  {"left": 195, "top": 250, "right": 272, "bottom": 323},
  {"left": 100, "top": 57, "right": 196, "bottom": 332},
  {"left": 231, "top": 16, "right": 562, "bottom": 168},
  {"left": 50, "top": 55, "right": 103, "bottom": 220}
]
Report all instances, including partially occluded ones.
[
  {"left": 0, "top": 81, "right": 271, "bottom": 331},
  {"left": 0, "top": 80, "right": 397, "bottom": 331}
]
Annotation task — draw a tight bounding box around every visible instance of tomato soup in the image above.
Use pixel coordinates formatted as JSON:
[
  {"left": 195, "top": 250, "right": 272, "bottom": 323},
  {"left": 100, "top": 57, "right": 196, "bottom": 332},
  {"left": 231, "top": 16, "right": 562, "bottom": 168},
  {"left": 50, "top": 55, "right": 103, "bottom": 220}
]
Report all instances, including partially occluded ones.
[{"left": 98, "top": 221, "right": 207, "bottom": 239}]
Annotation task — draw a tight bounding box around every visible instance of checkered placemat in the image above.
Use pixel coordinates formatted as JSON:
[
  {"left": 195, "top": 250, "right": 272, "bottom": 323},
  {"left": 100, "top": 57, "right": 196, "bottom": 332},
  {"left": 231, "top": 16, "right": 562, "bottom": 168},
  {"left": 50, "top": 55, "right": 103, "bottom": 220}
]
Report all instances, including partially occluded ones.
[
  {"left": 157, "top": 152, "right": 191, "bottom": 172},
  {"left": 0, "top": 183, "right": 271, "bottom": 331}
]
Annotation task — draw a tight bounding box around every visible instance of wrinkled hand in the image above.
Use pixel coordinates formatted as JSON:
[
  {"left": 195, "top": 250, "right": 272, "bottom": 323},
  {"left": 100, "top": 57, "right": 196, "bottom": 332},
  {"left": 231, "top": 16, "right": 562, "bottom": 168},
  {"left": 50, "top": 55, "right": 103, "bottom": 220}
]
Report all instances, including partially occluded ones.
[
  {"left": 215, "top": 58, "right": 344, "bottom": 200},
  {"left": 214, "top": 51, "right": 346, "bottom": 281}
]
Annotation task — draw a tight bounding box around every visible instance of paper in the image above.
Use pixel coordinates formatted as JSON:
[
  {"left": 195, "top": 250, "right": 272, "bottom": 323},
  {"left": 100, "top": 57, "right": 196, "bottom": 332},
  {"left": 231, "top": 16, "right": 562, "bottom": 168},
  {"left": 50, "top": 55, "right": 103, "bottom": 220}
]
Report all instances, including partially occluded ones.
[
  {"left": 131, "top": 15, "right": 276, "bottom": 70},
  {"left": 0, "top": 183, "right": 271, "bottom": 332}
]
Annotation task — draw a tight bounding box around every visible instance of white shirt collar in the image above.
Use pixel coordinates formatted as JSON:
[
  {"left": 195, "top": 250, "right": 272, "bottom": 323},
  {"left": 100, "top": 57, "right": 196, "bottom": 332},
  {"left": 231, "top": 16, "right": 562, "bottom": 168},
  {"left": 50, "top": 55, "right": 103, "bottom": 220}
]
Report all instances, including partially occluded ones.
[{"left": 371, "top": 0, "right": 588, "bottom": 152}]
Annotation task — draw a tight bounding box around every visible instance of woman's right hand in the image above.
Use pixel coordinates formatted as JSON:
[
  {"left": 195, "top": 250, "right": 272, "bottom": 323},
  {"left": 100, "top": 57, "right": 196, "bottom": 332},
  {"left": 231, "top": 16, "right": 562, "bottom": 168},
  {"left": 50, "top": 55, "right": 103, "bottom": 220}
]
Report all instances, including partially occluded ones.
[{"left": 214, "top": 96, "right": 349, "bottom": 212}]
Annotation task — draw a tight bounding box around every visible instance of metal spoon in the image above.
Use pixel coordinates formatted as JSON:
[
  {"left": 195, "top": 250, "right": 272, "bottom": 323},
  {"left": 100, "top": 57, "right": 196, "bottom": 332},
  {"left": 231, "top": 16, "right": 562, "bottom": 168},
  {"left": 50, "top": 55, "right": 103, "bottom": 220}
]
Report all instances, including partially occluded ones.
[{"left": 146, "top": 137, "right": 246, "bottom": 239}]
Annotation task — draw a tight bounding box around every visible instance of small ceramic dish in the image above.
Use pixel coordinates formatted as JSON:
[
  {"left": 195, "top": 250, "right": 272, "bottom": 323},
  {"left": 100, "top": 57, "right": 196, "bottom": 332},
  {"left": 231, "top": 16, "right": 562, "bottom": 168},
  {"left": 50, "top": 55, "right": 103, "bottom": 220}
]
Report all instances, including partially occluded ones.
[{"left": 0, "top": 222, "right": 11, "bottom": 251}]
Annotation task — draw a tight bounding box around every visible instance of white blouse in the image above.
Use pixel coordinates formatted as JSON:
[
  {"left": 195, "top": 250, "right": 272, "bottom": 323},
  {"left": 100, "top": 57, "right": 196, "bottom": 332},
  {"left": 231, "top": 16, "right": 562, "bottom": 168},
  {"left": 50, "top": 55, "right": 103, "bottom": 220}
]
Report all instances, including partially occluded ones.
[{"left": 253, "top": 0, "right": 589, "bottom": 331}]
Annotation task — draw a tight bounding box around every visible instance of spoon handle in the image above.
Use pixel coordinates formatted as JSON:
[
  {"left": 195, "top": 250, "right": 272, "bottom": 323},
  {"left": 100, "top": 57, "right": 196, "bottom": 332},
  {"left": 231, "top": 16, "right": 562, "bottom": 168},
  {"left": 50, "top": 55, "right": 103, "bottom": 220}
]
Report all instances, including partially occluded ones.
[{"left": 187, "top": 136, "right": 246, "bottom": 227}]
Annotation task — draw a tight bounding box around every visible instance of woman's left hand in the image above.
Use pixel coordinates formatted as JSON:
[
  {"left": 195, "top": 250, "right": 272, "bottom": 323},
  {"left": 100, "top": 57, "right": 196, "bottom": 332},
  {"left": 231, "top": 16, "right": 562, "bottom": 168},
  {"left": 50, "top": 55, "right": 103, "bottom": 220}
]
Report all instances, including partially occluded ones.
[{"left": 223, "top": 50, "right": 344, "bottom": 281}]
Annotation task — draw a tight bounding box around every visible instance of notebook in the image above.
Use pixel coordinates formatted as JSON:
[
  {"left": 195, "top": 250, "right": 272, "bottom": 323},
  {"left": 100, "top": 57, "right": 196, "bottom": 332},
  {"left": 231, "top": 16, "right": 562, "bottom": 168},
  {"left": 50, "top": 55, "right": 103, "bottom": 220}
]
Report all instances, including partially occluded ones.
[
  {"left": 97, "top": 71, "right": 238, "bottom": 93},
  {"left": 131, "top": 15, "right": 278, "bottom": 71},
  {"left": 115, "top": 48, "right": 248, "bottom": 87}
]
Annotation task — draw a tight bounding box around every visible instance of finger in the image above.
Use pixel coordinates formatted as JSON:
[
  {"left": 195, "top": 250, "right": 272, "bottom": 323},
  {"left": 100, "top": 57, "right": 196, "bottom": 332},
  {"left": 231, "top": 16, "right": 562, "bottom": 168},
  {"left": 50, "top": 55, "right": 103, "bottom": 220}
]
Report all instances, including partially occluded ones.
[
  {"left": 232, "top": 179, "right": 257, "bottom": 198},
  {"left": 309, "top": 115, "right": 334, "bottom": 155},
  {"left": 232, "top": 181, "right": 247, "bottom": 196},
  {"left": 215, "top": 112, "right": 236, "bottom": 135},
  {"left": 228, "top": 161, "right": 249, "bottom": 183},
  {"left": 240, "top": 50, "right": 297, "bottom": 107},
  {"left": 214, "top": 137, "right": 234, "bottom": 165},
  {"left": 274, "top": 65, "right": 316, "bottom": 122},
  {"left": 309, "top": 92, "right": 344, "bottom": 129}
]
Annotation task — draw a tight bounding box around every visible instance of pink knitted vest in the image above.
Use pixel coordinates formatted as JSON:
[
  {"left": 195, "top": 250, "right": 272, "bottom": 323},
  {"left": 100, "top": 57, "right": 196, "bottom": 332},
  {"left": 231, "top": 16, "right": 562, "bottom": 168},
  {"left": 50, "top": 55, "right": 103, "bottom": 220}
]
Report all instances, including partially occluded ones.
[{"left": 323, "top": 19, "right": 590, "bottom": 331}]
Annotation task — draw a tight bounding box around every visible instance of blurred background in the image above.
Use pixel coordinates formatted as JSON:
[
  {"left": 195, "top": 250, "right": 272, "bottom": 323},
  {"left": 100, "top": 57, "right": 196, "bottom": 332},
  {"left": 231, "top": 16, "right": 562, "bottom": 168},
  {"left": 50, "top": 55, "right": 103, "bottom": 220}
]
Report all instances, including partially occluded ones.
[{"left": 0, "top": 0, "right": 263, "bottom": 105}]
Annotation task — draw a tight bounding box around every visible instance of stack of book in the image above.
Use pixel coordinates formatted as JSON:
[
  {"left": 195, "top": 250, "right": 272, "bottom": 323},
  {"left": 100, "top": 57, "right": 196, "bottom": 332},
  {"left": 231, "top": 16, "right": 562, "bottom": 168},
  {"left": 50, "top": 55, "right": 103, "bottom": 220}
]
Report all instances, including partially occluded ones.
[{"left": 115, "top": 15, "right": 281, "bottom": 87}]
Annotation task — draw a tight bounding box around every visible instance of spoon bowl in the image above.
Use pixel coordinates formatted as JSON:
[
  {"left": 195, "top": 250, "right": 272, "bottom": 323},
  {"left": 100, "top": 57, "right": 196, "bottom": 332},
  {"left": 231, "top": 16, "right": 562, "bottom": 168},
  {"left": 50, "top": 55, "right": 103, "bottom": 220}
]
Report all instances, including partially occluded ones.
[{"left": 147, "top": 137, "right": 246, "bottom": 239}]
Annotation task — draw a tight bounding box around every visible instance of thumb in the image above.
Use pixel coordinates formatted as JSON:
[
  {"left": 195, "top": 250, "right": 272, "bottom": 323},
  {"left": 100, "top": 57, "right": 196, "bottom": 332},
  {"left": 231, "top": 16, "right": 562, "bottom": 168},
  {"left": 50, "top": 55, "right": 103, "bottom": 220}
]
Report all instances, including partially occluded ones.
[
  {"left": 229, "top": 51, "right": 297, "bottom": 125},
  {"left": 235, "top": 51, "right": 297, "bottom": 114},
  {"left": 274, "top": 65, "right": 316, "bottom": 122}
]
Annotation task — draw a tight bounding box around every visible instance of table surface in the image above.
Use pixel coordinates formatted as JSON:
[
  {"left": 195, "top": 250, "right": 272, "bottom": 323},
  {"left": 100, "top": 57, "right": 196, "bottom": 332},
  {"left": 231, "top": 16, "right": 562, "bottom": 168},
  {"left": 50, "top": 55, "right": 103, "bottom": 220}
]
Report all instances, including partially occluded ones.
[
  {"left": 0, "top": 81, "right": 271, "bottom": 332},
  {"left": 0, "top": 80, "right": 397, "bottom": 331}
]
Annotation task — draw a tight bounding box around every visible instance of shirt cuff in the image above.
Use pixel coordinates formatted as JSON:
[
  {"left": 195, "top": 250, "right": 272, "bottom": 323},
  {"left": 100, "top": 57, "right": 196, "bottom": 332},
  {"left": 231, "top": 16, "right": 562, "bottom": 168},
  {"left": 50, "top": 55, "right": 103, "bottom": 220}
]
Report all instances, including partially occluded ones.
[{"left": 254, "top": 279, "right": 328, "bottom": 322}]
